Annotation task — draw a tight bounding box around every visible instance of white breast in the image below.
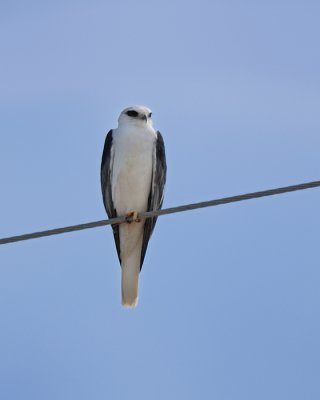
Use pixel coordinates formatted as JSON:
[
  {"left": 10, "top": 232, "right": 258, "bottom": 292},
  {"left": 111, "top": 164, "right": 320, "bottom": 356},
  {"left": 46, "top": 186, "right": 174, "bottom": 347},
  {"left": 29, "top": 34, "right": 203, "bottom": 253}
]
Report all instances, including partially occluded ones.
[{"left": 111, "top": 124, "right": 157, "bottom": 216}]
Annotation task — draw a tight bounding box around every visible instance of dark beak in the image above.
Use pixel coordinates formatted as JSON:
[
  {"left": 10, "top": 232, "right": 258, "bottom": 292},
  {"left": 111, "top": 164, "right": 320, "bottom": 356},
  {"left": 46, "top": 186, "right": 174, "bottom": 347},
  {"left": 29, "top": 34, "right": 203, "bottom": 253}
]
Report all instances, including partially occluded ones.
[{"left": 141, "top": 115, "right": 147, "bottom": 122}]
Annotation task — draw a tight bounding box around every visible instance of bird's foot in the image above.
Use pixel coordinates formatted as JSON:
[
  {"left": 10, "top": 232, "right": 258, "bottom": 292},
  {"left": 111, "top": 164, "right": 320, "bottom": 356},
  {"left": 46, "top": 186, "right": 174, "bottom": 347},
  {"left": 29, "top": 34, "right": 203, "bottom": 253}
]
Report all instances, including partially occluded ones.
[{"left": 125, "top": 211, "right": 141, "bottom": 223}]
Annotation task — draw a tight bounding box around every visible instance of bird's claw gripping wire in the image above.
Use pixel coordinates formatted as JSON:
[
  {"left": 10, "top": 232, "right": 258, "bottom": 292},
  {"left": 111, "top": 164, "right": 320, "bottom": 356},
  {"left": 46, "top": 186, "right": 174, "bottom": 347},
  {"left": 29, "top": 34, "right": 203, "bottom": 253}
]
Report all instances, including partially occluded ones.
[{"left": 125, "top": 211, "right": 141, "bottom": 223}]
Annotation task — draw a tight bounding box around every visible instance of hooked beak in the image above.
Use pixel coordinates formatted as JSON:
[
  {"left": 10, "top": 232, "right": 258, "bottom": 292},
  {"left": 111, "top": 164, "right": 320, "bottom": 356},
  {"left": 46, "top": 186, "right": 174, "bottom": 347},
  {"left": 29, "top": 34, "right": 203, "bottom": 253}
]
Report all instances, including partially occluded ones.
[{"left": 141, "top": 114, "right": 147, "bottom": 122}]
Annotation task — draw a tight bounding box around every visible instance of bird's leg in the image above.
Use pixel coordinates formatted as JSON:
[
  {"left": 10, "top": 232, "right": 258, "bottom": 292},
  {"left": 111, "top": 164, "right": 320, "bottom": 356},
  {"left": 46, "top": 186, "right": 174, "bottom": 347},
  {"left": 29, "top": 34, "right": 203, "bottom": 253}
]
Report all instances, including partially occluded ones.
[{"left": 125, "top": 211, "right": 141, "bottom": 223}]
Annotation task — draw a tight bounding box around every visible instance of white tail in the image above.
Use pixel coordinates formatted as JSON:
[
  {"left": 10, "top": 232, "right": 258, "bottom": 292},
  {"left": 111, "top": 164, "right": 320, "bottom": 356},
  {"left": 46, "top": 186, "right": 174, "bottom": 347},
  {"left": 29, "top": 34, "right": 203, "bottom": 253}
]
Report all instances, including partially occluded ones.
[
  {"left": 118, "top": 223, "right": 143, "bottom": 308},
  {"left": 121, "top": 252, "right": 140, "bottom": 308}
]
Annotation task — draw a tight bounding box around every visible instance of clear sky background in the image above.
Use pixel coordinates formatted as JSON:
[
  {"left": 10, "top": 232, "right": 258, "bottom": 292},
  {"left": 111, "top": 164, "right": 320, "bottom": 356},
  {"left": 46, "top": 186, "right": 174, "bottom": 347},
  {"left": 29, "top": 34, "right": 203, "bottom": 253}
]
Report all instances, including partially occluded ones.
[{"left": 1, "top": 1, "right": 320, "bottom": 399}]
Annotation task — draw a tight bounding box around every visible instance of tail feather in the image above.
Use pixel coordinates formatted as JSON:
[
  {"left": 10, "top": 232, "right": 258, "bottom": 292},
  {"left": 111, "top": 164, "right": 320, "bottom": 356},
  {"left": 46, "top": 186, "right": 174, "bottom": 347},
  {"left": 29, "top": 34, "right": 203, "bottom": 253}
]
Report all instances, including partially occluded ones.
[
  {"left": 121, "top": 252, "right": 140, "bottom": 308},
  {"left": 119, "top": 223, "right": 143, "bottom": 308}
]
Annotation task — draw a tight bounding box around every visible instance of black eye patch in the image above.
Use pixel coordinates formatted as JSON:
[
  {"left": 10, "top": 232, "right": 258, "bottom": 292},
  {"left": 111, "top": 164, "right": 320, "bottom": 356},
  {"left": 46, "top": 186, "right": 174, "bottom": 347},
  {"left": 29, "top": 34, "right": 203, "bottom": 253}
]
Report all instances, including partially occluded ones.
[
  {"left": 126, "top": 110, "right": 139, "bottom": 118},
  {"left": 148, "top": 112, "right": 152, "bottom": 118}
]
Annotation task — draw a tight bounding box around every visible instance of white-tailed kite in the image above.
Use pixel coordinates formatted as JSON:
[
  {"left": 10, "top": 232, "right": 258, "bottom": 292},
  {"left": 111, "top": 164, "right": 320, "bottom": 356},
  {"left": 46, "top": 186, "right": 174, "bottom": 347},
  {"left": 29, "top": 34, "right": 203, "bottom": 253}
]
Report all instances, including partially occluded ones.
[{"left": 101, "top": 106, "right": 167, "bottom": 307}]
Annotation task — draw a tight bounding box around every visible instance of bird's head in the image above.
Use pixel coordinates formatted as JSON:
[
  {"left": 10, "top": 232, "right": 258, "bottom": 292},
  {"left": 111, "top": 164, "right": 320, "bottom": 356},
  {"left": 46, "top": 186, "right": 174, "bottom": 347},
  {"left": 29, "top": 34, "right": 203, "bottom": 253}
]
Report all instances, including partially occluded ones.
[{"left": 118, "top": 105, "right": 153, "bottom": 128}]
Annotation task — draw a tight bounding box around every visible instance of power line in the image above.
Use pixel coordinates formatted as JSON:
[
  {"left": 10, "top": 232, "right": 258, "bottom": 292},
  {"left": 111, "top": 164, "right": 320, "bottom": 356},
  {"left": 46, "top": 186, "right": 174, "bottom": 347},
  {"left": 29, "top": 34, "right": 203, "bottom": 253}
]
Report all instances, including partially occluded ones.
[{"left": 0, "top": 180, "right": 319, "bottom": 246}]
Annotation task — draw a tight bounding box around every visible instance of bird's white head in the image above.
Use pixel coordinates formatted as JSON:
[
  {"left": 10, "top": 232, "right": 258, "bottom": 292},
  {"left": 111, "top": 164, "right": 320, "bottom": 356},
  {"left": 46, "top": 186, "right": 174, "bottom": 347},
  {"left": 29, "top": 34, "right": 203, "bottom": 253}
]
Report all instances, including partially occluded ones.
[{"left": 118, "top": 105, "right": 153, "bottom": 128}]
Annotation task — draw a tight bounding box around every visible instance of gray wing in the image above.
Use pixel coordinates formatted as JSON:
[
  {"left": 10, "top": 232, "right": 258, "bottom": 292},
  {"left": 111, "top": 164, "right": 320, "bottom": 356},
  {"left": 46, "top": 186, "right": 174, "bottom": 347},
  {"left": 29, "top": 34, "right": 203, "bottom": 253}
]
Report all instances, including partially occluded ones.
[
  {"left": 100, "top": 130, "right": 121, "bottom": 263},
  {"left": 140, "top": 131, "right": 167, "bottom": 270}
]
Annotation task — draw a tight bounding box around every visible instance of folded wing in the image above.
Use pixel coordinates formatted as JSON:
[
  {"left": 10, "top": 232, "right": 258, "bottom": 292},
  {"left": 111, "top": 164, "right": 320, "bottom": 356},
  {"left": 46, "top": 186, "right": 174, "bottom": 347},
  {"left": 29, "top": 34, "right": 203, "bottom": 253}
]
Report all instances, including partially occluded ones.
[
  {"left": 140, "top": 131, "right": 167, "bottom": 269},
  {"left": 100, "top": 130, "right": 121, "bottom": 263}
]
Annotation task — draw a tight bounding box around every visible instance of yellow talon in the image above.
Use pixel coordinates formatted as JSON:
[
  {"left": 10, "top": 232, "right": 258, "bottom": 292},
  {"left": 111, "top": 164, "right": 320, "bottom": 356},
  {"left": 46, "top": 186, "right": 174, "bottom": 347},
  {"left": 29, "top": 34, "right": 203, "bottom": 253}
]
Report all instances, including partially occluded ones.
[{"left": 125, "top": 211, "right": 141, "bottom": 223}]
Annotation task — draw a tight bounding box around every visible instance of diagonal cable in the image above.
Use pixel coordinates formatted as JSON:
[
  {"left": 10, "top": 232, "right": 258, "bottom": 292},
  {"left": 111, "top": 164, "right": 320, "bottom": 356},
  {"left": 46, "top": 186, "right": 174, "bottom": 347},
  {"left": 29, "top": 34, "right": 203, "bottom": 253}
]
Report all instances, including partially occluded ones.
[{"left": 0, "top": 180, "right": 319, "bottom": 245}]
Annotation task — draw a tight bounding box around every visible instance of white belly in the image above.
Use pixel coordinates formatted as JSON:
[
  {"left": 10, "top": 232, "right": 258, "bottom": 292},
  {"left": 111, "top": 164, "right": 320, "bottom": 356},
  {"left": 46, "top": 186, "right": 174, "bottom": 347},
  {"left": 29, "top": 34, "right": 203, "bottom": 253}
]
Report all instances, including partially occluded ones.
[
  {"left": 111, "top": 125, "right": 156, "bottom": 216},
  {"left": 111, "top": 125, "right": 156, "bottom": 259}
]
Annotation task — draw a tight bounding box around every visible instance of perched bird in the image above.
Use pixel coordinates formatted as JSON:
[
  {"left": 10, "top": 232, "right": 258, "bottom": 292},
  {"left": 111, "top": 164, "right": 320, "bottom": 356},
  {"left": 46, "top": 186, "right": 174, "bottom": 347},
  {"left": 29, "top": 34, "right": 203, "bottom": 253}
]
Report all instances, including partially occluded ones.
[{"left": 101, "top": 106, "right": 167, "bottom": 307}]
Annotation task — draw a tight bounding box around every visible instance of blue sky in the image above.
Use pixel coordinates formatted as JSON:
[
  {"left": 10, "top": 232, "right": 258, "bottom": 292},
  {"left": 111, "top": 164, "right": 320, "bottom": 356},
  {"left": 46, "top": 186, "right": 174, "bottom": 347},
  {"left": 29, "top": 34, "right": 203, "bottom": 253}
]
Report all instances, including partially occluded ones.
[{"left": 1, "top": 1, "right": 320, "bottom": 399}]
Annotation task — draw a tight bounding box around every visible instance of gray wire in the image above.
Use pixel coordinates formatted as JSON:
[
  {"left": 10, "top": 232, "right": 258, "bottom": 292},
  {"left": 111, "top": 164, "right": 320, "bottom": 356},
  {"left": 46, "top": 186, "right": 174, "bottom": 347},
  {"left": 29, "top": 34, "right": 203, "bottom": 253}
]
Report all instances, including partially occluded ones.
[{"left": 0, "top": 180, "right": 319, "bottom": 245}]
